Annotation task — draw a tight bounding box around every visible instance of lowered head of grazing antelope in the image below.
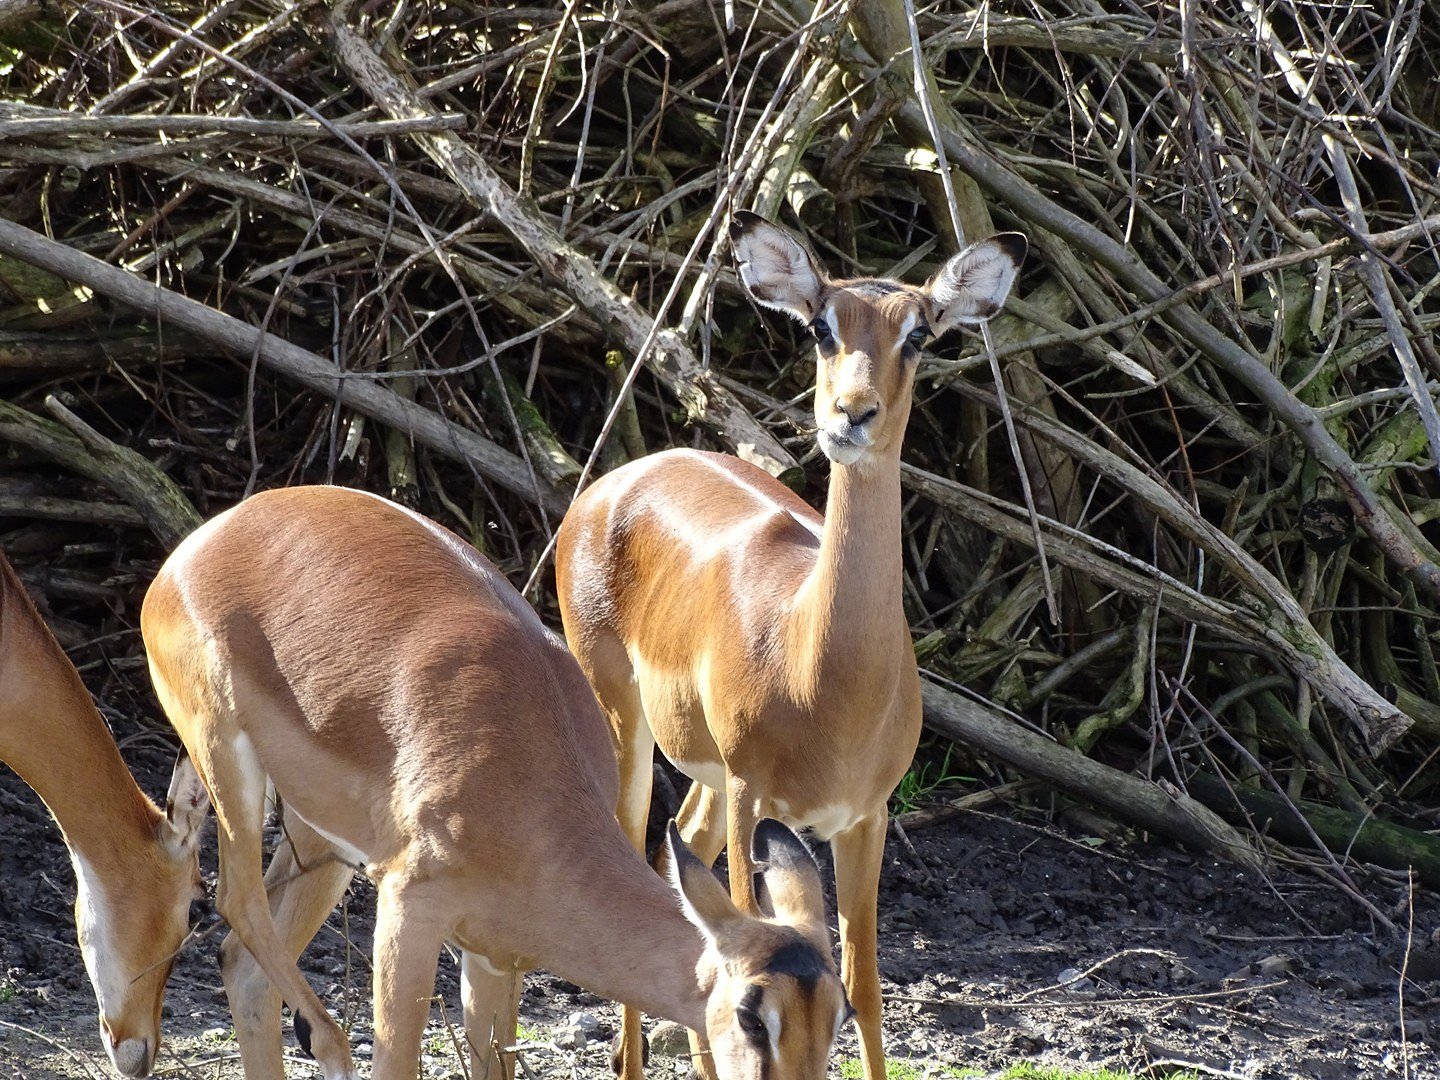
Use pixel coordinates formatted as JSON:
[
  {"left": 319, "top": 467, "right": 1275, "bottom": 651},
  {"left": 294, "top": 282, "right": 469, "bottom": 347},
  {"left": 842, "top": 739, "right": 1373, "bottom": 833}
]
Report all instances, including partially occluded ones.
[
  {"left": 729, "top": 212, "right": 1026, "bottom": 468},
  {"left": 668, "top": 819, "right": 851, "bottom": 1080}
]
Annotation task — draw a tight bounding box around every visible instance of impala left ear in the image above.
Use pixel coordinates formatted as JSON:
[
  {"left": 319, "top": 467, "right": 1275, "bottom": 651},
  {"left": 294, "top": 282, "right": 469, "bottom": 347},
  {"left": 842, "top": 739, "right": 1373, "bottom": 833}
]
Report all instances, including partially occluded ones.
[
  {"left": 666, "top": 821, "right": 745, "bottom": 947},
  {"left": 751, "top": 819, "right": 827, "bottom": 933},
  {"left": 926, "top": 232, "right": 1027, "bottom": 334},
  {"left": 161, "top": 748, "right": 210, "bottom": 857},
  {"left": 730, "top": 211, "right": 826, "bottom": 323}
]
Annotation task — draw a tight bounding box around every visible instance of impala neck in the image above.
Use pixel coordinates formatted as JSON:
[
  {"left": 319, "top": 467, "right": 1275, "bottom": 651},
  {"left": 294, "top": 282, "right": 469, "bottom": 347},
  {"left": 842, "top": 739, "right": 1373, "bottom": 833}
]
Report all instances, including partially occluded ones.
[
  {"left": 39, "top": 701, "right": 160, "bottom": 867},
  {"left": 792, "top": 444, "right": 906, "bottom": 699},
  {"left": 542, "top": 840, "right": 708, "bottom": 1031},
  {"left": 1, "top": 586, "right": 161, "bottom": 866}
]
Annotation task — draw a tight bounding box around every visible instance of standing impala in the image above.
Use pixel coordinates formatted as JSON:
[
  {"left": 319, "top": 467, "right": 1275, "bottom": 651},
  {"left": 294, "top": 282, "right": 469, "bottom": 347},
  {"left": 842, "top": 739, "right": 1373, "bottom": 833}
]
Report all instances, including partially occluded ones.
[
  {"left": 140, "top": 484, "right": 851, "bottom": 1080},
  {"left": 556, "top": 212, "right": 1025, "bottom": 1080},
  {"left": 0, "top": 551, "right": 207, "bottom": 1078}
]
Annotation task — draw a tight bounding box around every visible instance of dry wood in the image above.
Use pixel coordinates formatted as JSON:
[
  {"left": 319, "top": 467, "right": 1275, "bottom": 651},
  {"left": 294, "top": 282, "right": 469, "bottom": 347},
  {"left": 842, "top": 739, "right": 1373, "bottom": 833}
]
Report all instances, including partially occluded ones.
[
  {"left": 0, "top": 217, "right": 567, "bottom": 517},
  {"left": 0, "top": 397, "right": 200, "bottom": 547},
  {"left": 921, "top": 680, "right": 1261, "bottom": 870},
  {"left": 0, "top": 102, "right": 466, "bottom": 139},
  {"left": 326, "top": 7, "right": 799, "bottom": 482}
]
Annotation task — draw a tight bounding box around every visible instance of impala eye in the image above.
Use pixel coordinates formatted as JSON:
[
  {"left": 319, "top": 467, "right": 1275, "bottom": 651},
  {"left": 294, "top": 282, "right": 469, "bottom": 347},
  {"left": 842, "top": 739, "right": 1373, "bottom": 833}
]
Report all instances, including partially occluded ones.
[
  {"left": 736, "top": 1006, "right": 767, "bottom": 1043},
  {"left": 810, "top": 317, "right": 834, "bottom": 346},
  {"left": 906, "top": 324, "right": 930, "bottom": 350}
]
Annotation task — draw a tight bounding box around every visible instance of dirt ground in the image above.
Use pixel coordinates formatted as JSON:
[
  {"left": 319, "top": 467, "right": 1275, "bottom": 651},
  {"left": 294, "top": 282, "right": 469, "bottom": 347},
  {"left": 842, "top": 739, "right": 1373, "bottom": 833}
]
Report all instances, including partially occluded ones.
[{"left": 1, "top": 732, "right": 1439, "bottom": 1080}]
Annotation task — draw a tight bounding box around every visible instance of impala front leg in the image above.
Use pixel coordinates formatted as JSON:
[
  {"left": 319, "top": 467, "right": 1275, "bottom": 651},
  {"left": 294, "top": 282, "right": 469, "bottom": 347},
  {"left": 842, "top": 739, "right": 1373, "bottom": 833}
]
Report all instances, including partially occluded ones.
[
  {"left": 833, "top": 810, "right": 888, "bottom": 1080},
  {"left": 370, "top": 875, "right": 446, "bottom": 1080},
  {"left": 723, "top": 772, "right": 763, "bottom": 914},
  {"left": 607, "top": 689, "right": 654, "bottom": 1080}
]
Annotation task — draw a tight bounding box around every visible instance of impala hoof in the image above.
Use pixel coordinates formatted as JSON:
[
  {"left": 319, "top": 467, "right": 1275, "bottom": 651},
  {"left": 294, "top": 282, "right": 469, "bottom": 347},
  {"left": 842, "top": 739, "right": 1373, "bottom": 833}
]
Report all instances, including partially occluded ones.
[
  {"left": 293, "top": 1011, "right": 313, "bottom": 1057},
  {"left": 609, "top": 1028, "right": 650, "bottom": 1074}
]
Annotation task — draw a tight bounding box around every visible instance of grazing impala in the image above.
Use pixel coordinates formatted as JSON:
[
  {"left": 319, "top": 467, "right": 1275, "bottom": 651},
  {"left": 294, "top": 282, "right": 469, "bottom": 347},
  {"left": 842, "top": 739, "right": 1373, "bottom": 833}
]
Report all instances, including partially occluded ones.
[
  {"left": 140, "top": 485, "right": 850, "bottom": 1080},
  {"left": 556, "top": 212, "right": 1025, "bottom": 1080},
  {"left": 0, "top": 551, "right": 207, "bottom": 1078}
]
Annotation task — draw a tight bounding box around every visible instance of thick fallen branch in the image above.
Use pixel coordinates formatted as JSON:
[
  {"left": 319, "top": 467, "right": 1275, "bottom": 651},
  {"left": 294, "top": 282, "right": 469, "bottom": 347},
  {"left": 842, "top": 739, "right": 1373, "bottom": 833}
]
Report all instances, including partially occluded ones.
[
  {"left": 0, "top": 216, "right": 567, "bottom": 517},
  {"left": 0, "top": 477, "right": 147, "bottom": 529},
  {"left": 0, "top": 102, "right": 467, "bottom": 139},
  {"left": 1185, "top": 771, "right": 1440, "bottom": 890},
  {"left": 0, "top": 327, "right": 222, "bottom": 374},
  {"left": 0, "top": 397, "right": 200, "bottom": 547},
  {"left": 920, "top": 679, "right": 1262, "bottom": 871}
]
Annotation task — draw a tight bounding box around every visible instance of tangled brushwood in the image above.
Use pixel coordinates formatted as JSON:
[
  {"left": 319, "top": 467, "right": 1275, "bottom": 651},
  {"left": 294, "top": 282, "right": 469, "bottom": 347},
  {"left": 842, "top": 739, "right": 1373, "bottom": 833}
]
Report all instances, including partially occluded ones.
[{"left": 2, "top": 1, "right": 1440, "bottom": 901}]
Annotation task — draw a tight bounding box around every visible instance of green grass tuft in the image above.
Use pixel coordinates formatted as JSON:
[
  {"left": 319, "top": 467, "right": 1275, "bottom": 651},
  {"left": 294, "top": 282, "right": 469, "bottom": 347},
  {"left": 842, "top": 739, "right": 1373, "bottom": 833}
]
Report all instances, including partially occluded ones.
[
  {"left": 837, "top": 1058, "right": 980, "bottom": 1079},
  {"left": 889, "top": 744, "right": 972, "bottom": 815}
]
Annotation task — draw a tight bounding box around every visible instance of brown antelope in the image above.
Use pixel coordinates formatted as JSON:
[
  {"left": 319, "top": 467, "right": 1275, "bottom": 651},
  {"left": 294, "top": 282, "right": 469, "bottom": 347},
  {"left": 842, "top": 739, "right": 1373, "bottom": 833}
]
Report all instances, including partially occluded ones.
[
  {"left": 140, "top": 484, "right": 851, "bottom": 1080},
  {"left": 0, "top": 551, "right": 207, "bottom": 1077},
  {"left": 556, "top": 212, "right": 1026, "bottom": 1080}
]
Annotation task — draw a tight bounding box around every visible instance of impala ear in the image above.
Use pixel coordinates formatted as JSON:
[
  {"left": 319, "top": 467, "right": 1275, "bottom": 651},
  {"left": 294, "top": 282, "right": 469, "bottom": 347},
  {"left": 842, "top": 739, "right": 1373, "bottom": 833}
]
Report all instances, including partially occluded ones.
[
  {"left": 730, "top": 211, "right": 825, "bottom": 323},
  {"left": 926, "top": 232, "right": 1027, "bottom": 334},
  {"left": 751, "top": 819, "right": 828, "bottom": 933},
  {"left": 666, "top": 820, "right": 744, "bottom": 946},
  {"left": 161, "top": 748, "right": 210, "bottom": 857}
]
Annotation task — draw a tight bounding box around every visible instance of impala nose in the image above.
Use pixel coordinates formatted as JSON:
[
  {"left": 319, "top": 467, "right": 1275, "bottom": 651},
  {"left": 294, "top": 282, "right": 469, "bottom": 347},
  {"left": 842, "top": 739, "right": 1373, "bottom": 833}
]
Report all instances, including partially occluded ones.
[
  {"left": 835, "top": 396, "right": 878, "bottom": 427},
  {"left": 108, "top": 1035, "right": 153, "bottom": 1077}
]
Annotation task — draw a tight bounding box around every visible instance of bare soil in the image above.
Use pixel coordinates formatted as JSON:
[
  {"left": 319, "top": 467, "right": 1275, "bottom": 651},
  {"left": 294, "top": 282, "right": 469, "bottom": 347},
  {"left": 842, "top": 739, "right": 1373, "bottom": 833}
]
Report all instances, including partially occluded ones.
[{"left": 2, "top": 736, "right": 1439, "bottom": 1079}]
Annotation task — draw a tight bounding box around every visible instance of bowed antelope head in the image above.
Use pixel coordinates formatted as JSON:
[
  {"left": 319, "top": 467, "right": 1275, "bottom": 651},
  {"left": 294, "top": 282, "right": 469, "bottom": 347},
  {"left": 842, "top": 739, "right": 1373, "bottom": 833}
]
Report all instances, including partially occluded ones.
[{"left": 669, "top": 820, "right": 850, "bottom": 1080}]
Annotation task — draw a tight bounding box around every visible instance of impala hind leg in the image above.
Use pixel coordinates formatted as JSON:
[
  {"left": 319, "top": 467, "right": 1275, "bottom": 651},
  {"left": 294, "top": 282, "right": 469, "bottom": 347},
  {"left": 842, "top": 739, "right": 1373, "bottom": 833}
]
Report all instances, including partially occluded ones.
[
  {"left": 672, "top": 781, "right": 727, "bottom": 868},
  {"left": 195, "top": 732, "right": 360, "bottom": 1080},
  {"left": 461, "top": 955, "right": 520, "bottom": 1080},
  {"left": 833, "top": 810, "right": 888, "bottom": 1080},
  {"left": 222, "top": 808, "right": 357, "bottom": 1080}
]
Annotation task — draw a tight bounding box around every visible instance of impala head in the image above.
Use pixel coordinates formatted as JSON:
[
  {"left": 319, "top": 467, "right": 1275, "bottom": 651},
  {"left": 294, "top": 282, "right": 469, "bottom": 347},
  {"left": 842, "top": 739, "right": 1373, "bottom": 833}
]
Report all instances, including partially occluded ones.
[
  {"left": 667, "top": 819, "right": 849, "bottom": 1080},
  {"left": 730, "top": 211, "right": 1026, "bottom": 467},
  {"left": 76, "top": 753, "right": 209, "bottom": 1077}
]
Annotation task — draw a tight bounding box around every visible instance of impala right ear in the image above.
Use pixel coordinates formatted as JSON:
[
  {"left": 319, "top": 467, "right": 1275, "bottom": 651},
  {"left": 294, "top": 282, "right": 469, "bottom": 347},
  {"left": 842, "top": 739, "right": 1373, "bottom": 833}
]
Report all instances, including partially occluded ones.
[
  {"left": 926, "top": 232, "right": 1027, "bottom": 334},
  {"left": 729, "top": 211, "right": 825, "bottom": 323},
  {"left": 162, "top": 749, "right": 210, "bottom": 857},
  {"left": 751, "top": 819, "right": 828, "bottom": 934},
  {"left": 666, "top": 820, "right": 744, "bottom": 946}
]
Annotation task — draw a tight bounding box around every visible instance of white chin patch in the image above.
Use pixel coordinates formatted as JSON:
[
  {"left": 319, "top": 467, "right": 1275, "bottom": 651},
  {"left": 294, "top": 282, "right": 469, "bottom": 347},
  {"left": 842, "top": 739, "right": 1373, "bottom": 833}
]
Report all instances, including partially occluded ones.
[
  {"left": 109, "top": 1036, "right": 150, "bottom": 1077},
  {"left": 818, "top": 430, "right": 867, "bottom": 466}
]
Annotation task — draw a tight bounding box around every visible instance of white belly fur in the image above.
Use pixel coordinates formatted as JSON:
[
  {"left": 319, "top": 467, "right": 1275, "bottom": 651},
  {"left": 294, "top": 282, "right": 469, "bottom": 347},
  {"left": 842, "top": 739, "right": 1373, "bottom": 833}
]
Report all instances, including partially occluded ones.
[
  {"left": 286, "top": 806, "right": 370, "bottom": 868},
  {"left": 668, "top": 757, "right": 728, "bottom": 792},
  {"left": 770, "top": 798, "right": 866, "bottom": 842}
]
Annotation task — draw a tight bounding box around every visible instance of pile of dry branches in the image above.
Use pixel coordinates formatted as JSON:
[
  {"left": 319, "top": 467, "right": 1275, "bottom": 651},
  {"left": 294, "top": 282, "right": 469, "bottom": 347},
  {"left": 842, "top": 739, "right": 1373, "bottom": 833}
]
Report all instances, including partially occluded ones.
[{"left": 3, "top": 0, "right": 1440, "bottom": 897}]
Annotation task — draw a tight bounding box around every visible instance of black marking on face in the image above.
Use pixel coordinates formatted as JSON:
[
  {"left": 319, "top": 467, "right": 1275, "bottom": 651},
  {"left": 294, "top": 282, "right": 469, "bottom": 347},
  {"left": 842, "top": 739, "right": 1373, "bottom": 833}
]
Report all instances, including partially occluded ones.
[
  {"left": 764, "top": 938, "right": 828, "bottom": 987},
  {"left": 905, "top": 322, "right": 932, "bottom": 354},
  {"left": 850, "top": 279, "right": 905, "bottom": 297}
]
